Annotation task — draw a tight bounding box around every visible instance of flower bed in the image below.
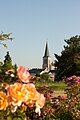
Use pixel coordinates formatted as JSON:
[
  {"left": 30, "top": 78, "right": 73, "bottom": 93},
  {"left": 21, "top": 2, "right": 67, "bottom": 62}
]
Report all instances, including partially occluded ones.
[
  {"left": 0, "top": 66, "right": 80, "bottom": 120},
  {"left": 0, "top": 66, "right": 45, "bottom": 120}
]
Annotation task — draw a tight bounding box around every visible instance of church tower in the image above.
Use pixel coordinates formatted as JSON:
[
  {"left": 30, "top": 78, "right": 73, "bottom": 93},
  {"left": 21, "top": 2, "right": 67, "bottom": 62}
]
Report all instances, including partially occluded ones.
[{"left": 42, "top": 42, "right": 52, "bottom": 71}]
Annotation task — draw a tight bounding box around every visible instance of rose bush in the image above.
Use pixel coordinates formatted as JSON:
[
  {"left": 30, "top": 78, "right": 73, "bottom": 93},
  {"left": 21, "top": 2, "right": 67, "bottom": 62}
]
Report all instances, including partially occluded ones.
[
  {"left": 35, "top": 75, "right": 80, "bottom": 120},
  {"left": 50, "top": 75, "right": 80, "bottom": 120},
  {"left": 0, "top": 66, "right": 45, "bottom": 120},
  {"left": 0, "top": 65, "right": 80, "bottom": 120}
]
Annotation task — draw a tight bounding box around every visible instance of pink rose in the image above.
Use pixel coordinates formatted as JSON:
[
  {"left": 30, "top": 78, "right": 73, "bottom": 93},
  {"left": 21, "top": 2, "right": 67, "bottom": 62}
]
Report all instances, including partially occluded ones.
[{"left": 17, "top": 66, "right": 31, "bottom": 83}]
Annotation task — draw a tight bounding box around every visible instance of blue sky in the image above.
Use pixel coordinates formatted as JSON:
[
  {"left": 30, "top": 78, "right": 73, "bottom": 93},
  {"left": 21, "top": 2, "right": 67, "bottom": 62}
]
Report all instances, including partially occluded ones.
[{"left": 0, "top": 0, "right": 80, "bottom": 68}]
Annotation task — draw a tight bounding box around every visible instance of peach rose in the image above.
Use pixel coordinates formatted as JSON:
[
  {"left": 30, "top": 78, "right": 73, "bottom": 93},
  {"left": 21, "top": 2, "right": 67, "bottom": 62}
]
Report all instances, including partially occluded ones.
[
  {"left": 17, "top": 66, "right": 31, "bottom": 83},
  {"left": 0, "top": 92, "right": 8, "bottom": 110},
  {"left": 23, "top": 83, "right": 37, "bottom": 106},
  {"left": 7, "top": 82, "right": 26, "bottom": 106},
  {"left": 23, "top": 83, "right": 45, "bottom": 115},
  {"left": 35, "top": 93, "right": 45, "bottom": 116},
  {"left": 36, "top": 93, "right": 45, "bottom": 108}
]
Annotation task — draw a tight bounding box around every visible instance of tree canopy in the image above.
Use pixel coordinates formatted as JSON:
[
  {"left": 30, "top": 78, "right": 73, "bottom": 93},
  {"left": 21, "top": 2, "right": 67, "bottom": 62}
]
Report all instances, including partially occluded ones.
[
  {"left": 54, "top": 35, "right": 80, "bottom": 81},
  {"left": 3, "top": 51, "right": 13, "bottom": 71}
]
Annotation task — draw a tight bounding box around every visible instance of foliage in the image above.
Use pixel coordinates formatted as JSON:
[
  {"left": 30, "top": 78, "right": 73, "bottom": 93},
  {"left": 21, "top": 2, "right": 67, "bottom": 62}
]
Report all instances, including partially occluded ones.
[
  {"left": 3, "top": 51, "right": 13, "bottom": 71},
  {"left": 35, "top": 75, "right": 80, "bottom": 120},
  {"left": 0, "top": 32, "right": 14, "bottom": 84},
  {"left": 51, "top": 75, "right": 80, "bottom": 120},
  {"left": 40, "top": 73, "right": 50, "bottom": 81},
  {"left": 0, "top": 52, "right": 17, "bottom": 84},
  {"left": 34, "top": 85, "right": 55, "bottom": 120},
  {"left": 55, "top": 35, "right": 80, "bottom": 81},
  {"left": 0, "top": 32, "right": 13, "bottom": 48}
]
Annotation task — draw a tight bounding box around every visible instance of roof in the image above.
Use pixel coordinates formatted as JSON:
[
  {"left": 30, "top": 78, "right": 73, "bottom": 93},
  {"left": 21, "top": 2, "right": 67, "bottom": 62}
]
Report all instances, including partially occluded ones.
[
  {"left": 43, "top": 42, "right": 50, "bottom": 57},
  {"left": 49, "top": 70, "right": 56, "bottom": 74},
  {"left": 29, "top": 68, "right": 43, "bottom": 75}
]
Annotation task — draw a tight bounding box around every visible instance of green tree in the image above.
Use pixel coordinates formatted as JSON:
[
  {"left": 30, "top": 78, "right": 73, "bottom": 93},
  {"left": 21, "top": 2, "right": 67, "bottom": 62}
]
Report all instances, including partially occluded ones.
[
  {"left": 3, "top": 51, "right": 13, "bottom": 71},
  {"left": 0, "top": 55, "right": 18, "bottom": 84},
  {"left": 0, "top": 52, "right": 14, "bottom": 83},
  {"left": 40, "top": 73, "right": 50, "bottom": 81},
  {"left": 0, "top": 32, "right": 13, "bottom": 71},
  {"left": 0, "top": 32, "right": 13, "bottom": 83},
  {"left": 55, "top": 35, "right": 80, "bottom": 81}
]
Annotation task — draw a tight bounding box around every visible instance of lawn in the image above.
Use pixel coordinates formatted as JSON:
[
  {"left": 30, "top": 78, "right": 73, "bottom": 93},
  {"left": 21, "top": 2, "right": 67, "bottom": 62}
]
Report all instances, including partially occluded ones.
[
  {"left": 36, "top": 81, "right": 66, "bottom": 90},
  {"left": 36, "top": 81, "right": 67, "bottom": 97}
]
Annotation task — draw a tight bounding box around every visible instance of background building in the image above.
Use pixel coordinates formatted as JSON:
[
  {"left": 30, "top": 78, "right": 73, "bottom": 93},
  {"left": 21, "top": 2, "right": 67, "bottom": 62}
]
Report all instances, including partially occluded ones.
[
  {"left": 42, "top": 42, "right": 55, "bottom": 71},
  {"left": 29, "top": 42, "right": 55, "bottom": 80}
]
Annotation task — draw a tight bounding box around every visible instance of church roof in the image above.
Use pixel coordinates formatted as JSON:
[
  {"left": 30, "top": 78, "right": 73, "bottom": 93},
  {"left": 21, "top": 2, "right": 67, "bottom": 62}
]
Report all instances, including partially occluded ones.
[{"left": 43, "top": 42, "right": 50, "bottom": 57}]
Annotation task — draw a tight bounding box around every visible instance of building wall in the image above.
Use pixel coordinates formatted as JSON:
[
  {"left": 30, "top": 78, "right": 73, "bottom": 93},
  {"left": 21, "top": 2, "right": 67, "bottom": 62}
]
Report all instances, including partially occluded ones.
[{"left": 43, "top": 56, "right": 52, "bottom": 71}]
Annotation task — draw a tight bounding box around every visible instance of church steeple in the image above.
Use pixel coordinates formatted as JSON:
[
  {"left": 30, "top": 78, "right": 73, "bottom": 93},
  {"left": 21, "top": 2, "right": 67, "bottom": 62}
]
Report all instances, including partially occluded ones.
[
  {"left": 42, "top": 42, "right": 52, "bottom": 71},
  {"left": 42, "top": 42, "right": 55, "bottom": 71},
  {"left": 43, "top": 42, "right": 50, "bottom": 57}
]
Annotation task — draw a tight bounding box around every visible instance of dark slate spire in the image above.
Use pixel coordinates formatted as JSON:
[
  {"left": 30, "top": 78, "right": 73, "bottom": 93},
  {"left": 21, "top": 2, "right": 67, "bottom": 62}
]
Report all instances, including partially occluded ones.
[{"left": 44, "top": 42, "right": 50, "bottom": 57}]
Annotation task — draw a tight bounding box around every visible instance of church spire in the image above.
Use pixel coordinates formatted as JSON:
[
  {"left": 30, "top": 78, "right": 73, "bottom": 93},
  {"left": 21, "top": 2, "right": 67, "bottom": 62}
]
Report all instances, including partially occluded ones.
[
  {"left": 43, "top": 42, "right": 50, "bottom": 57},
  {"left": 42, "top": 42, "right": 54, "bottom": 71}
]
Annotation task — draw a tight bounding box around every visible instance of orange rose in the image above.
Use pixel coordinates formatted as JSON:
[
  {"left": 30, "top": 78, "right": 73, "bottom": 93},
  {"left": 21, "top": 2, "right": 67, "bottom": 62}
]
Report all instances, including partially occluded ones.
[
  {"left": 0, "top": 92, "right": 8, "bottom": 110},
  {"left": 36, "top": 93, "right": 45, "bottom": 108},
  {"left": 23, "top": 84, "right": 45, "bottom": 113},
  {"left": 23, "top": 83, "right": 37, "bottom": 104},
  {"left": 35, "top": 93, "right": 45, "bottom": 116},
  {"left": 17, "top": 66, "right": 31, "bottom": 83},
  {"left": 7, "top": 82, "right": 26, "bottom": 105}
]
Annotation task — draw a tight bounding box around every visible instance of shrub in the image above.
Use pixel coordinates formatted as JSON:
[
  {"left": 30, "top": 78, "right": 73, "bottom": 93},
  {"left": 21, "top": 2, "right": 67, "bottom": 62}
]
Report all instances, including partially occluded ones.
[
  {"left": 52, "top": 75, "right": 80, "bottom": 120},
  {"left": 0, "top": 66, "right": 45, "bottom": 120}
]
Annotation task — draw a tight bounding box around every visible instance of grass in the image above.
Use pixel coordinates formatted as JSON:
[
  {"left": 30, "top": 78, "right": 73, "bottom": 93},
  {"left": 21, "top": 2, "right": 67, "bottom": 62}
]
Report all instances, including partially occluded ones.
[
  {"left": 36, "top": 81, "right": 66, "bottom": 90},
  {"left": 36, "top": 80, "right": 67, "bottom": 97}
]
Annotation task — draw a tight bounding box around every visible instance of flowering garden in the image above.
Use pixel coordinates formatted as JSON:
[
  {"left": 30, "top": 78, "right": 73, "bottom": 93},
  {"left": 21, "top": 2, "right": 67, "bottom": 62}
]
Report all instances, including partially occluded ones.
[
  {"left": 0, "top": 33, "right": 80, "bottom": 120},
  {"left": 0, "top": 65, "right": 80, "bottom": 120}
]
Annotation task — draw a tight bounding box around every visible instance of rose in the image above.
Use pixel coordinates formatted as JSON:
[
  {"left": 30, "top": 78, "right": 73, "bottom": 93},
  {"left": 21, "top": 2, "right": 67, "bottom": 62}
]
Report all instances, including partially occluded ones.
[
  {"left": 23, "top": 83, "right": 45, "bottom": 115},
  {"left": 17, "top": 66, "right": 31, "bottom": 83},
  {"left": 35, "top": 93, "right": 45, "bottom": 116},
  {"left": 7, "top": 82, "right": 26, "bottom": 112},
  {"left": 1, "top": 65, "right": 45, "bottom": 116},
  {"left": 0, "top": 92, "right": 8, "bottom": 110},
  {"left": 23, "top": 83, "right": 37, "bottom": 106},
  {"left": 7, "top": 82, "right": 45, "bottom": 115}
]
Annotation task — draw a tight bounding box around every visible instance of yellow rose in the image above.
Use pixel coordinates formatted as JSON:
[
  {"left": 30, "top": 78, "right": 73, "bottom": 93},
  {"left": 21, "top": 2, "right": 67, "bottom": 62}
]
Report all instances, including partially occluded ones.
[{"left": 0, "top": 92, "right": 8, "bottom": 110}]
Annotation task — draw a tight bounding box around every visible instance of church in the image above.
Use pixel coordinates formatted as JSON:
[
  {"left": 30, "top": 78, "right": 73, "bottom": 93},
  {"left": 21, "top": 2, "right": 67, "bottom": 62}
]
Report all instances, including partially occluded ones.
[
  {"left": 29, "top": 42, "right": 55, "bottom": 76},
  {"left": 42, "top": 42, "right": 55, "bottom": 71}
]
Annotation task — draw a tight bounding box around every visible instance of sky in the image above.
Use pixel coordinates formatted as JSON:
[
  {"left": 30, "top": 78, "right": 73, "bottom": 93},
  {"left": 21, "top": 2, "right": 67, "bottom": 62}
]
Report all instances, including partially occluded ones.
[{"left": 0, "top": 0, "right": 80, "bottom": 69}]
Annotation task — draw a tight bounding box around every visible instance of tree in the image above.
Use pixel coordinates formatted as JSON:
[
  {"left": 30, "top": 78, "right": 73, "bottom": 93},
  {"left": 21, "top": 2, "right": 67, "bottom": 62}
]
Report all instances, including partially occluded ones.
[
  {"left": 0, "top": 52, "right": 14, "bottom": 83},
  {"left": 0, "top": 32, "right": 13, "bottom": 83},
  {"left": 40, "top": 73, "right": 50, "bottom": 81},
  {"left": 3, "top": 51, "right": 13, "bottom": 71},
  {"left": 0, "top": 32, "right": 13, "bottom": 69},
  {"left": 54, "top": 35, "right": 80, "bottom": 81}
]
